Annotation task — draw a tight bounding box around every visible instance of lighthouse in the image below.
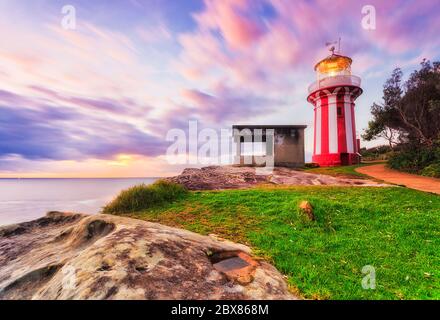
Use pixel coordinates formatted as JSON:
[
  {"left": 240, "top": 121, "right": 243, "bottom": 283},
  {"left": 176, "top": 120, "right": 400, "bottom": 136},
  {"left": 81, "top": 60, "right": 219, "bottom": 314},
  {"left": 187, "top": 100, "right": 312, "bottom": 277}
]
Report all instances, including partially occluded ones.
[{"left": 307, "top": 49, "right": 363, "bottom": 166}]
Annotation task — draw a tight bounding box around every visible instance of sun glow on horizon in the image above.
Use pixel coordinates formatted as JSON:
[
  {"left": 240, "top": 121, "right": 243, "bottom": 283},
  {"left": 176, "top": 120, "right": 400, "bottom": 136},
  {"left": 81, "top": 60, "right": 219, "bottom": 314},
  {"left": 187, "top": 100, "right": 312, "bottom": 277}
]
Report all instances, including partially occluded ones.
[
  {"left": 0, "top": 155, "right": 186, "bottom": 179},
  {"left": 107, "top": 154, "right": 134, "bottom": 167}
]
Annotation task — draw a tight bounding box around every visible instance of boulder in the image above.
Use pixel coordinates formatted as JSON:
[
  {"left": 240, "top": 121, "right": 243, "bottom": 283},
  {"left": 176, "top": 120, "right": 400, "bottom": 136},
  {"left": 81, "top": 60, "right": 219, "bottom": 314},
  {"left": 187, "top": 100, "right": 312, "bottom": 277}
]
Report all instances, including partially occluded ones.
[
  {"left": 165, "top": 166, "right": 269, "bottom": 190},
  {"left": 0, "top": 212, "right": 296, "bottom": 300}
]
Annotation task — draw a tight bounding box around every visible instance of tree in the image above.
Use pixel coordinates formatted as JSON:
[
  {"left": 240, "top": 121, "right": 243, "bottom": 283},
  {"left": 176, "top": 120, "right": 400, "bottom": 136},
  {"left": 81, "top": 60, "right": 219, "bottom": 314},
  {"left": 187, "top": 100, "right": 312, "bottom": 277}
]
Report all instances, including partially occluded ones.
[
  {"left": 362, "top": 68, "right": 403, "bottom": 148},
  {"left": 398, "top": 60, "right": 440, "bottom": 145},
  {"left": 363, "top": 60, "right": 440, "bottom": 147}
]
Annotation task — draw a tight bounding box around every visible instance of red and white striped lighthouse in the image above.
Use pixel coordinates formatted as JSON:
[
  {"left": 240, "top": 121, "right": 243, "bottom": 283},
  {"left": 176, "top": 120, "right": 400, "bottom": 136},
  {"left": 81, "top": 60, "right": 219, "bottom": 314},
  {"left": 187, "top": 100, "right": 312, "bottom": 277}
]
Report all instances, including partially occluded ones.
[{"left": 307, "top": 52, "right": 363, "bottom": 166}]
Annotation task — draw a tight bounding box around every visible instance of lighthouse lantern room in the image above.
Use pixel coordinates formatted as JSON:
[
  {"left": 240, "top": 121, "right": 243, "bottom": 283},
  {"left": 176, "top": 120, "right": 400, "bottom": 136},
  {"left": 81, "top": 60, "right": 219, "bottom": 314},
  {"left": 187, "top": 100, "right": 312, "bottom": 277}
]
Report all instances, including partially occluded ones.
[{"left": 307, "top": 49, "right": 363, "bottom": 166}]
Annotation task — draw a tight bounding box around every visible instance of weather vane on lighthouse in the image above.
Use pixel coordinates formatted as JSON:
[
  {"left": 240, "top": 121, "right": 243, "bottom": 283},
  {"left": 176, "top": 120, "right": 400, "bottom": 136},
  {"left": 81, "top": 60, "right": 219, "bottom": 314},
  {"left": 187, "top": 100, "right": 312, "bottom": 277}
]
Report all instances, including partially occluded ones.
[
  {"left": 306, "top": 39, "right": 363, "bottom": 166},
  {"left": 325, "top": 37, "right": 341, "bottom": 54}
]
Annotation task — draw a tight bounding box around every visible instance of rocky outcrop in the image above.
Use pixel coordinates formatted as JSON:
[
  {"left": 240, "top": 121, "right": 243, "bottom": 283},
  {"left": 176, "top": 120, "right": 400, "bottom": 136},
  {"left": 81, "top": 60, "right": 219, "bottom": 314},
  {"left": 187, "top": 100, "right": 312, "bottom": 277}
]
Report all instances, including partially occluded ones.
[
  {"left": 0, "top": 212, "right": 296, "bottom": 300},
  {"left": 166, "top": 165, "right": 388, "bottom": 190}
]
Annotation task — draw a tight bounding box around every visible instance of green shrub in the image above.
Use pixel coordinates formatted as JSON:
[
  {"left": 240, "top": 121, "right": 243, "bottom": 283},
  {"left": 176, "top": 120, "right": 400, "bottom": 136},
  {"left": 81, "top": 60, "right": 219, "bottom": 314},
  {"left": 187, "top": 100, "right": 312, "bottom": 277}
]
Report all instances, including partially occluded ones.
[
  {"left": 102, "top": 180, "right": 188, "bottom": 214},
  {"left": 388, "top": 144, "right": 440, "bottom": 174},
  {"left": 421, "top": 163, "right": 440, "bottom": 178},
  {"left": 360, "top": 145, "right": 393, "bottom": 161}
]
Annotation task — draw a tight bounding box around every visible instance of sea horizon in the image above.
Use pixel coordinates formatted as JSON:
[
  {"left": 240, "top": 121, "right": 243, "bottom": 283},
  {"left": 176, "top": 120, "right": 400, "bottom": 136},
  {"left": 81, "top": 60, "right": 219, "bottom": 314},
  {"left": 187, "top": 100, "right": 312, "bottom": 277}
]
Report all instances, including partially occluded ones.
[{"left": 0, "top": 177, "right": 158, "bottom": 226}]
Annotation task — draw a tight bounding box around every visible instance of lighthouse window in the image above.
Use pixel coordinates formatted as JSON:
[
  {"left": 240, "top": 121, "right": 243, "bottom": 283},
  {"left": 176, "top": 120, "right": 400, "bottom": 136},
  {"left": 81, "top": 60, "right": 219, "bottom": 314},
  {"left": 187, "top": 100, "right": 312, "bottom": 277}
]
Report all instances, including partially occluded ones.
[{"left": 337, "top": 106, "right": 343, "bottom": 117}]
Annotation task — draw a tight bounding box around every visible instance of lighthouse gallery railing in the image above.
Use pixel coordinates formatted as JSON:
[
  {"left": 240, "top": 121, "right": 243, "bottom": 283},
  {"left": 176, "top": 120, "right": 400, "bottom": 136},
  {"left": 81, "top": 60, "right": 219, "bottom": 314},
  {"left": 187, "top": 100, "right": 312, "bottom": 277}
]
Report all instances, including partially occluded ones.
[{"left": 308, "top": 75, "right": 361, "bottom": 93}]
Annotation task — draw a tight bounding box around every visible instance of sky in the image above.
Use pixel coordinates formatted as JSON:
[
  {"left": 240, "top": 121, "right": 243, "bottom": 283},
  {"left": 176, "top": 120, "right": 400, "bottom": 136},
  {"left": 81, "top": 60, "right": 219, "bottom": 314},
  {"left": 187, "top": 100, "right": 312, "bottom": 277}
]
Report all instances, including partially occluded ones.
[{"left": 0, "top": 0, "right": 439, "bottom": 177}]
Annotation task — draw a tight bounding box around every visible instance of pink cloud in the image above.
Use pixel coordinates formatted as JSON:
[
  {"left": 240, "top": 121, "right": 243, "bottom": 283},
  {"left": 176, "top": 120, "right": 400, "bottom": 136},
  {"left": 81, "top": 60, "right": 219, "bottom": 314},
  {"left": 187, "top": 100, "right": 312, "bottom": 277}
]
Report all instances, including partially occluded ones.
[
  {"left": 178, "top": 31, "right": 230, "bottom": 81},
  {"left": 364, "top": 0, "right": 440, "bottom": 54},
  {"left": 178, "top": 0, "right": 440, "bottom": 95},
  {"left": 194, "top": 0, "right": 266, "bottom": 50},
  {"left": 180, "top": 85, "right": 283, "bottom": 123}
]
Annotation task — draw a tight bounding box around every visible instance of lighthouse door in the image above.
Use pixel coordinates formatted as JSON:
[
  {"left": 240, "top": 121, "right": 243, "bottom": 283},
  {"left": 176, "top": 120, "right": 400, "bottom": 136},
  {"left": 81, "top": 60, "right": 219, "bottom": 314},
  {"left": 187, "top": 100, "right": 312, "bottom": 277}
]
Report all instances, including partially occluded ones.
[{"left": 340, "top": 153, "right": 349, "bottom": 166}]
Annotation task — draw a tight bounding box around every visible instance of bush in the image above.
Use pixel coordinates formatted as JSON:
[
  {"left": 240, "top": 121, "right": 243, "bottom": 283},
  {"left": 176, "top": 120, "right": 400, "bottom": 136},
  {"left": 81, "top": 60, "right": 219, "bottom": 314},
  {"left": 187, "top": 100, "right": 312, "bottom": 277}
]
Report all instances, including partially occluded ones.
[
  {"left": 360, "top": 145, "right": 393, "bottom": 161},
  {"left": 388, "top": 144, "right": 440, "bottom": 175},
  {"left": 102, "top": 180, "right": 188, "bottom": 214},
  {"left": 421, "top": 163, "right": 440, "bottom": 178}
]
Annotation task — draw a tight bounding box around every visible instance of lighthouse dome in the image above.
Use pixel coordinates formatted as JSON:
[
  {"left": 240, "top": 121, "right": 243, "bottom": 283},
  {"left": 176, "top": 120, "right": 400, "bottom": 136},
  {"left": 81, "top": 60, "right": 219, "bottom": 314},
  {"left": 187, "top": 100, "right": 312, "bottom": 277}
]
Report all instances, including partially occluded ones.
[
  {"left": 308, "top": 52, "right": 361, "bottom": 96},
  {"left": 314, "top": 54, "right": 352, "bottom": 78}
]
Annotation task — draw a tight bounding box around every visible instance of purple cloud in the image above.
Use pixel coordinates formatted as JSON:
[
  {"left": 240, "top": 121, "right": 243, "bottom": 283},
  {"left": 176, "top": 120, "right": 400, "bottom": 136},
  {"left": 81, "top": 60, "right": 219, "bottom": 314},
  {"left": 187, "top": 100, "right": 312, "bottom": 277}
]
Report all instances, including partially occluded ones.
[
  {"left": 181, "top": 86, "right": 284, "bottom": 123},
  {"left": 0, "top": 90, "right": 166, "bottom": 162}
]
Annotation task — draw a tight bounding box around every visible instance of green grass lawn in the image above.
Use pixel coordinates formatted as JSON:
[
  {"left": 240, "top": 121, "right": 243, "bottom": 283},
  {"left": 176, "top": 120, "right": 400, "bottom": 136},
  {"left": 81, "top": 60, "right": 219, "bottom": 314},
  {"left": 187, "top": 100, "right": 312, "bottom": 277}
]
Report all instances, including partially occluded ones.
[
  {"left": 115, "top": 186, "right": 440, "bottom": 300},
  {"left": 303, "top": 162, "right": 385, "bottom": 179}
]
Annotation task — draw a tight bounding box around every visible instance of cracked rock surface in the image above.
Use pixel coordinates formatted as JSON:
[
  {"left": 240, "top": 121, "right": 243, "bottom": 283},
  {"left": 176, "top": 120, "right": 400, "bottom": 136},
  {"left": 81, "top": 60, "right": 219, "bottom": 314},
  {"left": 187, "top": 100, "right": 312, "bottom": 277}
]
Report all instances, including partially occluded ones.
[
  {"left": 166, "top": 165, "right": 389, "bottom": 190},
  {"left": 0, "top": 212, "right": 296, "bottom": 300}
]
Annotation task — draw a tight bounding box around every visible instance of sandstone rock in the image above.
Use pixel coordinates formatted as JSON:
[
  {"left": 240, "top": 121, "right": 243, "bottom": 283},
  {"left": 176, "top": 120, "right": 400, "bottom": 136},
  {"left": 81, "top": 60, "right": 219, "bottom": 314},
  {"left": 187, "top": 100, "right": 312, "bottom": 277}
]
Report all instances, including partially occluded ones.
[
  {"left": 298, "top": 201, "right": 315, "bottom": 221},
  {"left": 210, "top": 251, "right": 259, "bottom": 285},
  {"left": 0, "top": 212, "right": 296, "bottom": 300},
  {"left": 165, "top": 165, "right": 389, "bottom": 190},
  {"left": 165, "top": 166, "right": 269, "bottom": 190}
]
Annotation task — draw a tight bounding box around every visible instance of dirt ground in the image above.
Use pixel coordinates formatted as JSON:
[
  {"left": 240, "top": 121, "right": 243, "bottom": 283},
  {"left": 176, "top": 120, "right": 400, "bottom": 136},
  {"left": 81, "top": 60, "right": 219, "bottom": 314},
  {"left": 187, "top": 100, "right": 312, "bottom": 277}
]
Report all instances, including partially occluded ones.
[{"left": 356, "top": 164, "right": 440, "bottom": 195}]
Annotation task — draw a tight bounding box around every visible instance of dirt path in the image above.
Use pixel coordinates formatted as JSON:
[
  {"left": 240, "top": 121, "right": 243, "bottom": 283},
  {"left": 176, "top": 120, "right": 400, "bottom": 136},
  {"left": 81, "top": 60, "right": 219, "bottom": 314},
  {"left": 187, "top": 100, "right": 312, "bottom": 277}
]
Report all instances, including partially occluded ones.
[{"left": 356, "top": 164, "right": 440, "bottom": 195}]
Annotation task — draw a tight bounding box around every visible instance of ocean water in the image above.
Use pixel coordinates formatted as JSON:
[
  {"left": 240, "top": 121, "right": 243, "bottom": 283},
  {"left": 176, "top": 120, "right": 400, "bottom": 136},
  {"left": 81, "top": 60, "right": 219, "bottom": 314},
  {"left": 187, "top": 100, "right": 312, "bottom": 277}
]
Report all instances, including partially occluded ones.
[{"left": 0, "top": 178, "right": 157, "bottom": 226}]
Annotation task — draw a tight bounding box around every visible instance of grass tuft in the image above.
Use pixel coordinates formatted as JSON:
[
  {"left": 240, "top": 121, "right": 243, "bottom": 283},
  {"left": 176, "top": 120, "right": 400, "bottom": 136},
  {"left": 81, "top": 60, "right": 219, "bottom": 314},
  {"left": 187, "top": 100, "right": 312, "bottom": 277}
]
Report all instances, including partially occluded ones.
[{"left": 102, "top": 180, "right": 188, "bottom": 214}]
